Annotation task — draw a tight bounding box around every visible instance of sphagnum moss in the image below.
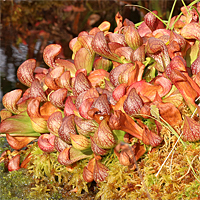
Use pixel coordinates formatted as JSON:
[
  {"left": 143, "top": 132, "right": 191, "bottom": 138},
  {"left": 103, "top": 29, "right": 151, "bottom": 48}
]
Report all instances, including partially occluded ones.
[
  {"left": 22, "top": 143, "right": 98, "bottom": 199},
  {"left": 1, "top": 124, "right": 200, "bottom": 199},
  {"left": 93, "top": 122, "right": 200, "bottom": 200}
]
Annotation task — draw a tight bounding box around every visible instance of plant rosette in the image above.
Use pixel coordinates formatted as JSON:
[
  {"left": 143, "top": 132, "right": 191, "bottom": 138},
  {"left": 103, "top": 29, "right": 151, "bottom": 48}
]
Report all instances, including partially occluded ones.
[{"left": 1, "top": 1, "right": 200, "bottom": 199}]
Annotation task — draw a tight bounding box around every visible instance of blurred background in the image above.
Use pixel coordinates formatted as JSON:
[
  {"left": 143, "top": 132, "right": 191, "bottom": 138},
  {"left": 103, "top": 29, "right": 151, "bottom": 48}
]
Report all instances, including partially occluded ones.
[{"left": 0, "top": 0, "right": 193, "bottom": 110}]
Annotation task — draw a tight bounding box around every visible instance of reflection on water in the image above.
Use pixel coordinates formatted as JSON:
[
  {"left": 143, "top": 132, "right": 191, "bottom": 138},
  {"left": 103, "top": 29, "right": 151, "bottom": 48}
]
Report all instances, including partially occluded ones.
[
  {"left": 1, "top": 43, "right": 28, "bottom": 109},
  {"left": 0, "top": 42, "right": 42, "bottom": 110}
]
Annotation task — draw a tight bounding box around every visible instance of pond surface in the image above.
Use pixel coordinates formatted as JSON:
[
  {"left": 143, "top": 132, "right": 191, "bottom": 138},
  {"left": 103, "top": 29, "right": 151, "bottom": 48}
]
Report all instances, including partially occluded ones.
[{"left": 0, "top": 43, "right": 28, "bottom": 110}]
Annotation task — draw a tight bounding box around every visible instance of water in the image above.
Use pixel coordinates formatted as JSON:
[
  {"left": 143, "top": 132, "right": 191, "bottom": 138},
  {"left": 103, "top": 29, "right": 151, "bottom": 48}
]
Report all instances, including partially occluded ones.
[{"left": 0, "top": 41, "right": 44, "bottom": 110}]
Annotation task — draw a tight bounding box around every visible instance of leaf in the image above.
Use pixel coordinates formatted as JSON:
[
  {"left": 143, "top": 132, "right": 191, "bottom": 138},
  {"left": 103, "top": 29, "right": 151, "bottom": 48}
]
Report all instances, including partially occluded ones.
[
  {"left": 118, "top": 64, "right": 135, "bottom": 85},
  {"left": 128, "top": 76, "right": 172, "bottom": 102},
  {"left": 58, "top": 147, "right": 91, "bottom": 166},
  {"left": 144, "top": 10, "right": 159, "bottom": 32},
  {"left": 142, "top": 126, "right": 163, "bottom": 147},
  {"left": 55, "top": 59, "right": 76, "bottom": 77},
  {"left": 181, "top": 22, "right": 200, "bottom": 40},
  {"left": 186, "top": 40, "right": 200, "bottom": 68},
  {"left": 75, "top": 116, "right": 99, "bottom": 137},
  {"left": 98, "top": 21, "right": 110, "bottom": 32},
  {"left": 73, "top": 72, "right": 91, "bottom": 96},
  {"left": 92, "top": 31, "right": 122, "bottom": 63},
  {"left": 58, "top": 115, "right": 76, "bottom": 144},
  {"left": 44, "top": 73, "right": 60, "bottom": 90},
  {"left": 109, "top": 63, "right": 132, "bottom": 87},
  {"left": 93, "top": 160, "right": 109, "bottom": 182},
  {"left": 123, "top": 88, "right": 143, "bottom": 116},
  {"left": 158, "top": 101, "right": 182, "bottom": 127},
  {"left": 112, "top": 129, "right": 126, "bottom": 143},
  {"left": 169, "top": 69, "right": 199, "bottom": 113},
  {"left": 88, "top": 69, "right": 110, "bottom": 87},
  {"left": 131, "top": 45, "right": 146, "bottom": 63},
  {"left": 38, "top": 133, "right": 56, "bottom": 153},
  {"left": 162, "top": 85, "right": 183, "bottom": 107},
  {"left": 50, "top": 66, "right": 64, "bottom": 79},
  {"left": 17, "top": 59, "right": 36, "bottom": 87},
  {"left": 108, "top": 33, "right": 127, "bottom": 46},
  {"left": 182, "top": 116, "right": 200, "bottom": 142},
  {"left": 64, "top": 96, "right": 78, "bottom": 117},
  {"left": 150, "top": 105, "right": 160, "bottom": 120},
  {"left": 109, "top": 110, "right": 143, "bottom": 140},
  {"left": 114, "top": 12, "right": 123, "bottom": 32},
  {"left": 0, "top": 111, "right": 40, "bottom": 137},
  {"left": 93, "top": 57, "right": 112, "bottom": 71},
  {"left": 93, "top": 119, "right": 116, "bottom": 149},
  {"left": 0, "top": 109, "right": 12, "bottom": 121},
  {"left": 49, "top": 88, "right": 68, "bottom": 109},
  {"left": 83, "top": 158, "right": 95, "bottom": 183},
  {"left": 47, "top": 111, "right": 63, "bottom": 136},
  {"left": 2, "top": 89, "right": 22, "bottom": 114},
  {"left": 93, "top": 94, "right": 111, "bottom": 116},
  {"left": 56, "top": 71, "right": 72, "bottom": 91},
  {"left": 6, "top": 134, "right": 37, "bottom": 150},
  {"left": 115, "top": 47, "right": 134, "bottom": 61},
  {"left": 146, "top": 37, "right": 170, "bottom": 72},
  {"left": 54, "top": 136, "right": 70, "bottom": 153},
  {"left": 113, "top": 83, "right": 127, "bottom": 102},
  {"left": 75, "top": 88, "right": 99, "bottom": 110},
  {"left": 74, "top": 47, "right": 95, "bottom": 73},
  {"left": 21, "top": 153, "right": 32, "bottom": 169},
  {"left": 43, "top": 44, "right": 62, "bottom": 68},
  {"left": 8, "top": 155, "right": 21, "bottom": 171},
  {"left": 124, "top": 24, "right": 143, "bottom": 50},
  {"left": 27, "top": 99, "right": 48, "bottom": 133},
  {"left": 90, "top": 136, "right": 109, "bottom": 155},
  {"left": 78, "top": 35, "right": 94, "bottom": 55},
  {"left": 29, "top": 79, "right": 47, "bottom": 102},
  {"left": 40, "top": 101, "right": 60, "bottom": 120},
  {"left": 128, "top": 4, "right": 167, "bottom": 26},
  {"left": 70, "top": 133, "right": 91, "bottom": 151}
]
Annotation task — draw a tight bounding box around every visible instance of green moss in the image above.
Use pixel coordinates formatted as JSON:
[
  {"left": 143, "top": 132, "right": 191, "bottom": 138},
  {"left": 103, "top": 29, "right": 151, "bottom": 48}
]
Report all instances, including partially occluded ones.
[
  {"left": 0, "top": 138, "right": 34, "bottom": 199},
  {"left": 0, "top": 137, "right": 11, "bottom": 155},
  {"left": 24, "top": 143, "right": 95, "bottom": 199},
  {"left": 1, "top": 116, "right": 200, "bottom": 199},
  {"left": 1, "top": 135, "right": 200, "bottom": 199},
  {"left": 0, "top": 167, "right": 33, "bottom": 200},
  {"left": 94, "top": 128, "right": 200, "bottom": 200}
]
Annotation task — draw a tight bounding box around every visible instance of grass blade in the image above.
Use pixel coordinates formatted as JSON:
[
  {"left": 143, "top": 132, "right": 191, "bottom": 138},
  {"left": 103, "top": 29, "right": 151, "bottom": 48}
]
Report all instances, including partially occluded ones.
[
  {"left": 171, "top": 0, "right": 200, "bottom": 30},
  {"left": 166, "top": 0, "right": 177, "bottom": 30},
  {"left": 125, "top": 4, "right": 167, "bottom": 26},
  {"left": 181, "top": 0, "right": 190, "bottom": 15}
]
